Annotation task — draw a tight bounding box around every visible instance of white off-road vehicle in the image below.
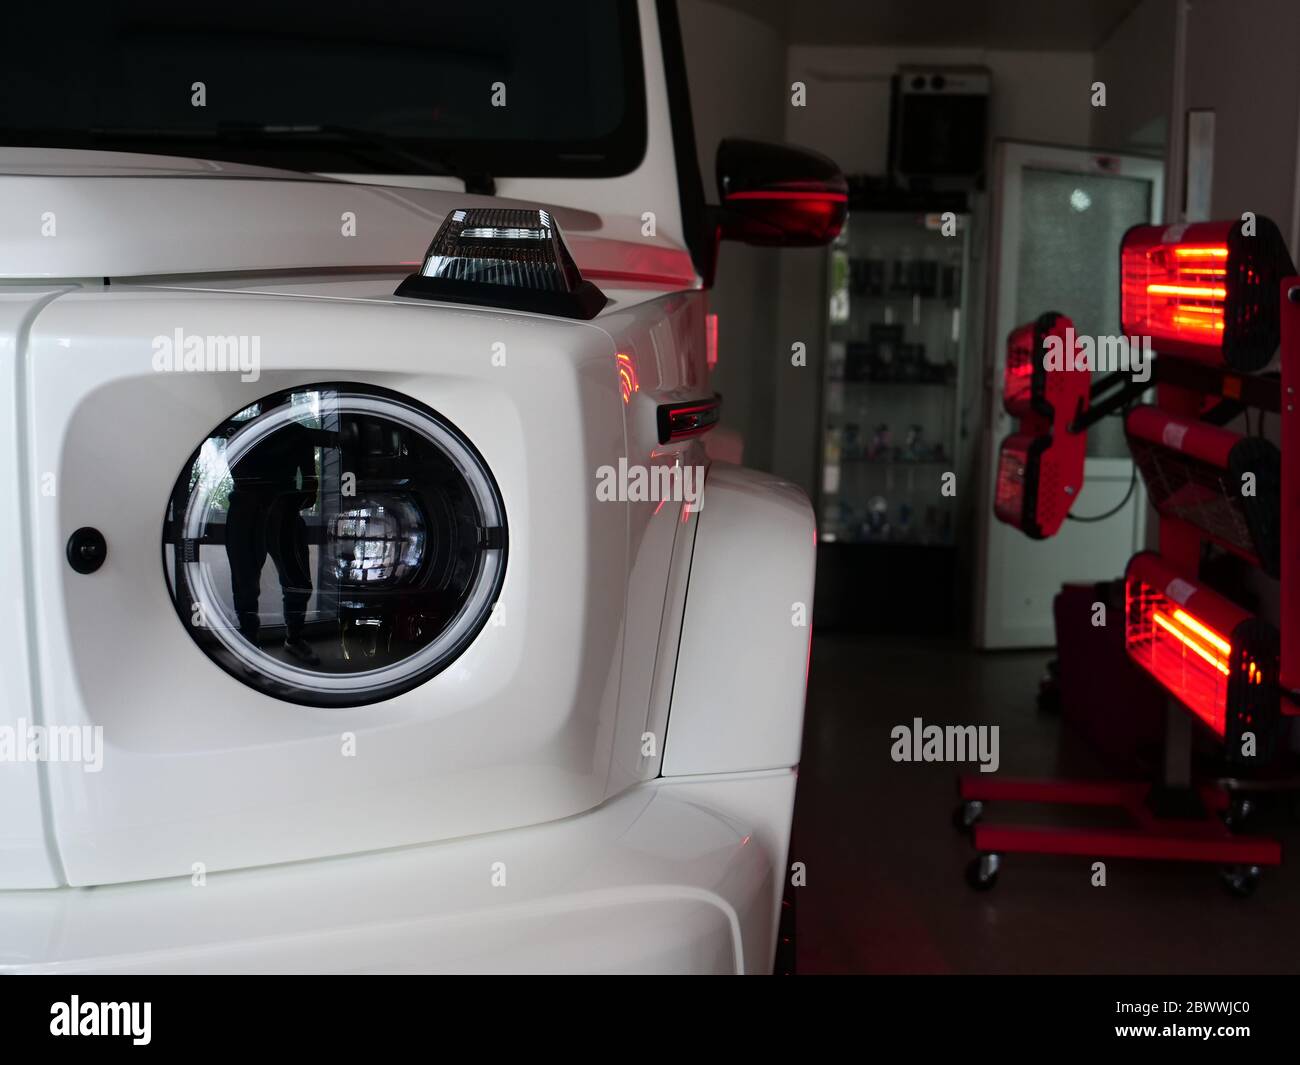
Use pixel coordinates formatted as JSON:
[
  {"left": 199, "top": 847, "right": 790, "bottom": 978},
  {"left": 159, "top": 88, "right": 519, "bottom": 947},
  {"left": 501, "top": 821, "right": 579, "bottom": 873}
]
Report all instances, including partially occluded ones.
[{"left": 0, "top": 0, "right": 844, "bottom": 973}]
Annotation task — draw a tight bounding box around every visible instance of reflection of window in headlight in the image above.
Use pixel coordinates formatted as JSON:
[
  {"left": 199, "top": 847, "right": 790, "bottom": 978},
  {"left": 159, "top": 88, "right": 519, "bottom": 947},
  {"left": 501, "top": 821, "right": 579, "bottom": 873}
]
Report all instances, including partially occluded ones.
[{"left": 328, "top": 496, "right": 426, "bottom": 585}]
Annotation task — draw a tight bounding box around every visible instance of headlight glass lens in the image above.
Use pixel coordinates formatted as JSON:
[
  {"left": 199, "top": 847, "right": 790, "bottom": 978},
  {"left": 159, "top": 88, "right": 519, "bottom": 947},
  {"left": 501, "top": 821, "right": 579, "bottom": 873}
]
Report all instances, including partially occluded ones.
[{"left": 162, "top": 384, "right": 506, "bottom": 707}]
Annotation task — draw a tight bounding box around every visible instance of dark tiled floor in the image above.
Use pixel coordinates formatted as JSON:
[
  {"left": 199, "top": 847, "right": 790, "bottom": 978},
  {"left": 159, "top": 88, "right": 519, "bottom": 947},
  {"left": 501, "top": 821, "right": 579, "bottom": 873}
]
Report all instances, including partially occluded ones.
[{"left": 792, "top": 634, "right": 1300, "bottom": 974}]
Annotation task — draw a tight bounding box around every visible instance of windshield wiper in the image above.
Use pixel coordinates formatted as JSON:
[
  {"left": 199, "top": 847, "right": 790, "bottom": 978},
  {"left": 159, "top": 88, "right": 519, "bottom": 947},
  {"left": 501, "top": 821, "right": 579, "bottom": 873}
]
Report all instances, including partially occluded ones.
[
  {"left": 84, "top": 123, "right": 496, "bottom": 195},
  {"left": 223, "top": 124, "right": 496, "bottom": 195}
]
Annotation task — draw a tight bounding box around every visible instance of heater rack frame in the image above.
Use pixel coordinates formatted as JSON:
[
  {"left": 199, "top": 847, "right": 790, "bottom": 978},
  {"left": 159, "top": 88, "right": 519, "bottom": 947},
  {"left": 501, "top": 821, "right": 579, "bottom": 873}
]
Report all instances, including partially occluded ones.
[
  {"left": 1067, "top": 354, "right": 1282, "bottom": 439},
  {"left": 958, "top": 269, "right": 1300, "bottom": 895}
]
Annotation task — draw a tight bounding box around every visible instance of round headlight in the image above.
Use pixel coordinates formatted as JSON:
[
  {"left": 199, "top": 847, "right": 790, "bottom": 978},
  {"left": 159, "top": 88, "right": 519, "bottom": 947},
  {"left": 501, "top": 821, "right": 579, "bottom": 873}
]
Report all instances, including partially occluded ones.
[{"left": 162, "top": 383, "right": 507, "bottom": 707}]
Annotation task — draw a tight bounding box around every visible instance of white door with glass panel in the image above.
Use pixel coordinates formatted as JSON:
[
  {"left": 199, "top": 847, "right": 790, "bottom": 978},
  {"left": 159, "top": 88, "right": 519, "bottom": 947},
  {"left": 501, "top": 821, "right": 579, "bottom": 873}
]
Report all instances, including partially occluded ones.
[{"left": 974, "top": 142, "right": 1164, "bottom": 648}]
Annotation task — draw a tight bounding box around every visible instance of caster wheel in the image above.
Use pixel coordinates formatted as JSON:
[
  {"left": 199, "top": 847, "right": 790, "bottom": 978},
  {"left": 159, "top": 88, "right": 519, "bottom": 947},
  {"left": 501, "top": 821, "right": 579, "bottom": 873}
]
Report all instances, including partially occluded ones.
[
  {"left": 952, "top": 799, "right": 984, "bottom": 833},
  {"left": 965, "top": 852, "right": 1000, "bottom": 891},
  {"left": 1221, "top": 796, "right": 1255, "bottom": 834},
  {"left": 1220, "top": 864, "right": 1261, "bottom": 898}
]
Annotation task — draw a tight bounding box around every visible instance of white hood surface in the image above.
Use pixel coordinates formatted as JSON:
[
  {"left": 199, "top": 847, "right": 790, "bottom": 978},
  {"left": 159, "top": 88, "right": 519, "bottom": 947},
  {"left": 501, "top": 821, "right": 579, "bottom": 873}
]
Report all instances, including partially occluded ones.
[{"left": 0, "top": 148, "right": 697, "bottom": 293}]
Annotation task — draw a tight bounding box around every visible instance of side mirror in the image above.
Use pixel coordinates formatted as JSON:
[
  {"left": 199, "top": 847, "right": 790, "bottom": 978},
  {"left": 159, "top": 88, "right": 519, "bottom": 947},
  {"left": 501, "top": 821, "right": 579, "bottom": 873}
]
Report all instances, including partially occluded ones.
[{"left": 715, "top": 138, "right": 848, "bottom": 247}]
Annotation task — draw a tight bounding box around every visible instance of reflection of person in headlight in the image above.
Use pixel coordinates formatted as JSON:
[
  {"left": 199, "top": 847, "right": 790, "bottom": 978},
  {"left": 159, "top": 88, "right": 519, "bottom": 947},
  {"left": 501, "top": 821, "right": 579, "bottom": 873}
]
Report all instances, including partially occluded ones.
[{"left": 225, "top": 421, "right": 323, "bottom": 666}]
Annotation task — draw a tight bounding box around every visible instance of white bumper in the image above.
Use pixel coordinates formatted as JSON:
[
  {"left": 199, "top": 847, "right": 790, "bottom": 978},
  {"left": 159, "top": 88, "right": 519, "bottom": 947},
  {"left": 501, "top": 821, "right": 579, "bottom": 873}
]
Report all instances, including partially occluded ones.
[{"left": 0, "top": 770, "right": 794, "bottom": 975}]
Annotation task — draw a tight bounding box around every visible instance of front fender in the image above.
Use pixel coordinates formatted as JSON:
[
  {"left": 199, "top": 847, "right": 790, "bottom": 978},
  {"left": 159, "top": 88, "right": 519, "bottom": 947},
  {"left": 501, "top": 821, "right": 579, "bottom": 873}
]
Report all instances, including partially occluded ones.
[{"left": 661, "top": 463, "right": 815, "bottom": 776}]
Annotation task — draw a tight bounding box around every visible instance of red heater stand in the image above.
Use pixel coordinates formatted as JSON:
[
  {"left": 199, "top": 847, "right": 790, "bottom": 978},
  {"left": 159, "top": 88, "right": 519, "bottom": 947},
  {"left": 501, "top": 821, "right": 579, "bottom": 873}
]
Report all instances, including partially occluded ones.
[{"left": 963, "top": 218, "right": 1299, "bottom": 895}]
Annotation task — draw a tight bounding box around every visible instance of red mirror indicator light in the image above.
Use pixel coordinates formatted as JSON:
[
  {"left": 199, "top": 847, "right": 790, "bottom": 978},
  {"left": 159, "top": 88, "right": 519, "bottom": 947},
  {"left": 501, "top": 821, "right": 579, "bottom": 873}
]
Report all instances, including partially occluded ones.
[{"left": 716, "top": 138, "right": 849, "bottom": 247}]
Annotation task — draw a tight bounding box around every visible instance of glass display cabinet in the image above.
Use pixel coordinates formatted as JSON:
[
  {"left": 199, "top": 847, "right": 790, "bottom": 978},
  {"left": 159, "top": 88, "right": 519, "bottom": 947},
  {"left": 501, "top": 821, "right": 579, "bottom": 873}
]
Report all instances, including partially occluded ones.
[
  {"left": 819, "top": 209, "right": 972, "bottom": 546},
  {"left": 813, "top": 207, "right": 973, "bottom": 633}
]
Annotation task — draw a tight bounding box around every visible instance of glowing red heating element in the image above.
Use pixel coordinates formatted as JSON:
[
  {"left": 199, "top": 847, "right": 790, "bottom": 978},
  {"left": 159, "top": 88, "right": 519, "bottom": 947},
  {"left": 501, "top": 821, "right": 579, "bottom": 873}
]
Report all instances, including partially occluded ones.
[
  {"left": 993, "top": 313, "right": 1090, "bottom": 539},
  {"left": 1120, "top": 217, "right": 1294, "bottom": 370},
  {"left": 1125, "top": 553, "right": 1278, "bottom": 760}
]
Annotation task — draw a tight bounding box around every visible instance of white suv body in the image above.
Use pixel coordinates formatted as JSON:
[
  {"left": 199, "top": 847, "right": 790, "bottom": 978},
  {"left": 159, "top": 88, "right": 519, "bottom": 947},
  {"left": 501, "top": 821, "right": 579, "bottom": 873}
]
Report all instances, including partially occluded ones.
[{"left": 0, "top": 0, "right": 839, "bottom": 973}]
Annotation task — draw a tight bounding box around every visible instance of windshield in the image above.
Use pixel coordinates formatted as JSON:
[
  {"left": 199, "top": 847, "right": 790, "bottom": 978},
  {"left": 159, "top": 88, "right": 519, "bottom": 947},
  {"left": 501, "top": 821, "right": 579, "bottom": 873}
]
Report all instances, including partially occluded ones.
[{"left": 1, "top": 0, "right": 646, "bottom": 177}]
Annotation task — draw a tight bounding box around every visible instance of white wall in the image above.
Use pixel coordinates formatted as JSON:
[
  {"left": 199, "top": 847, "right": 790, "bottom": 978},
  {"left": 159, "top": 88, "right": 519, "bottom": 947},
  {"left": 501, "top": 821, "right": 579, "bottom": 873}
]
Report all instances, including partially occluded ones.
[
  {"left": 1091, "top": 0, "right": 1178, "bottom": 154},
  {"left": 784, "top": 45, "right": 1095, "bottom": 173},
  {"left": 1182, "top": 0, "right": 1300, "bottom": 247},
  {"left": 679, "top": 0, "right": 788, "bottom": 471}
]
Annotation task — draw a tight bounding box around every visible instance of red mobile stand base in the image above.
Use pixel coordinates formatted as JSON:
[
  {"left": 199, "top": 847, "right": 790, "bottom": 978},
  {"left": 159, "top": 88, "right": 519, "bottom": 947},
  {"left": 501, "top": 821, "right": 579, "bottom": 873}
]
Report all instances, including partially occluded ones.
[{"left": 954, "top": 774, "right": 1282, "bottom": 895}]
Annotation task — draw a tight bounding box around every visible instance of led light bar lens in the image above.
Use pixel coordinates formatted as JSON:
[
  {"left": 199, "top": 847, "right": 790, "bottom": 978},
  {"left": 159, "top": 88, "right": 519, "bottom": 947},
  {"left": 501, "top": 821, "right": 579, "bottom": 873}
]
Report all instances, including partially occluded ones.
[
  {"left": 396, "top": 206, "right": 607, "bottom": 319},
  {"left": 459, "top": 226, "right": 549, "bottom": 241},
  {"left": 420, "top": 208, "right": 581, "bottom": 292}
]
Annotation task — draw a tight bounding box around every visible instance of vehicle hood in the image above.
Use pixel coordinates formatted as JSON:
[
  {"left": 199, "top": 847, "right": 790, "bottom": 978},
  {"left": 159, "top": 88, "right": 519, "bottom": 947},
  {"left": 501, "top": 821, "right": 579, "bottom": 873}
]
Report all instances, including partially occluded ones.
[{"left": 0, "top": 148, "right": 697, "bottom": 289}]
